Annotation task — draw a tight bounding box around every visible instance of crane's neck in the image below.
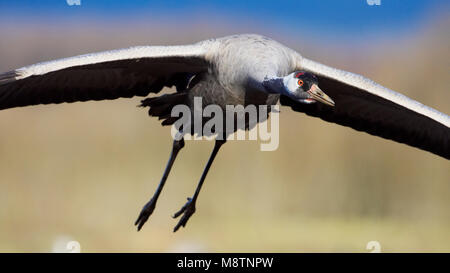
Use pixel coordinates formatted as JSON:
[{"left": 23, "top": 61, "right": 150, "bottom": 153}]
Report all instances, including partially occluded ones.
[{"left": 262, "top": 76, "right": 290, "bottom": 96}]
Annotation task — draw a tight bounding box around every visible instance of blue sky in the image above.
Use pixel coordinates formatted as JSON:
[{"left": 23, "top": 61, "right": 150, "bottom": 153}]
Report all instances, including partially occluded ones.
[{"left": 0, "top": 0, "right": 448, "bottom": 39}]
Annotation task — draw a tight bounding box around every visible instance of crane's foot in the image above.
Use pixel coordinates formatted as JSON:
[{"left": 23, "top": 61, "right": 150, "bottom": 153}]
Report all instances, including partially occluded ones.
[
  {"left": 134, "top": 198, "right": 157, "bottom": 231},
  {"left": 172, "top": 197, "right": 196, "bottom": 232}
]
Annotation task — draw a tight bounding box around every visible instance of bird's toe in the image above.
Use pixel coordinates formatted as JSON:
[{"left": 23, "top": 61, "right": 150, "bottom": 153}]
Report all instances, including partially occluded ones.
[
  {"left": 134, "top": 199, "right": 157, "bottom": 231},
  {"left": 173, "top": 198, "right": 196, "bottom": 232}
]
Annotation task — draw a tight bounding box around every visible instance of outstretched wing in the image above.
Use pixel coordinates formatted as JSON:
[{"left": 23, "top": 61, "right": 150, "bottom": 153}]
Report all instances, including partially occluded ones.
[
  {"left": 0, "top": 42, "right": 212, "bottom": 110},
  {"left": 281, "top": 57, "right": 450, "bottom": 159}
]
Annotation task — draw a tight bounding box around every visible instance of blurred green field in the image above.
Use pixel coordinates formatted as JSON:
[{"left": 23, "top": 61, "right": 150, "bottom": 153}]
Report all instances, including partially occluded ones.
[{"left": 0, "top": 18, "right": 449, "bottom": 252}]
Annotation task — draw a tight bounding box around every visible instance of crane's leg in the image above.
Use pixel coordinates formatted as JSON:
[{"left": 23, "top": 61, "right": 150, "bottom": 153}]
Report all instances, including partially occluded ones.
[
  {"left": 173, "top": 139, "right": 226, "bottom": 232},
  {"left": 135, "top": 138, "right": 185, "bottom": 231}
]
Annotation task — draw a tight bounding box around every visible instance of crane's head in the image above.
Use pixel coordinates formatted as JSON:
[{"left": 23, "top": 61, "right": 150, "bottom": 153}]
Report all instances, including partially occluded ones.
[{"left": 275, "top": 71, "right": 335, "bottom": 106}]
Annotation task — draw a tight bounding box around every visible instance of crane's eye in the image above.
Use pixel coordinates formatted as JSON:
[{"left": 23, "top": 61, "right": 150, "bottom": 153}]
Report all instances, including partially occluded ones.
[{"left": 297, "top": 79, "right": 304, "bottom": 86}]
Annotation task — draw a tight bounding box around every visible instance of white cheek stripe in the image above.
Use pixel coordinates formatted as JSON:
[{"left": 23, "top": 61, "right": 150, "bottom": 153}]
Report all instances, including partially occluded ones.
[{"left": 282, "top": 74, "right": 298, "bottom": 95}]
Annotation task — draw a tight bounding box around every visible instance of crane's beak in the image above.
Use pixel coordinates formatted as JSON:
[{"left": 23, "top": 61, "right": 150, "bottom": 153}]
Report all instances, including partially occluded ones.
[{"left": 307, "top": 84, "right": 335, "bottom": 107}]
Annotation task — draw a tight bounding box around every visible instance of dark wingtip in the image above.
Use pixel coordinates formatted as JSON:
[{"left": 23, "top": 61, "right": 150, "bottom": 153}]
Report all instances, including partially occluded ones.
[{"left": 0, "top": 70, "right": 19, "bottom": 85}]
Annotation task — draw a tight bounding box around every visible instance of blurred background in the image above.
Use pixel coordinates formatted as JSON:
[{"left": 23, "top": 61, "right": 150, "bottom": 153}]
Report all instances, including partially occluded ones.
[{"left": 0, "top": 0, "right": 449, "bottom": 252}]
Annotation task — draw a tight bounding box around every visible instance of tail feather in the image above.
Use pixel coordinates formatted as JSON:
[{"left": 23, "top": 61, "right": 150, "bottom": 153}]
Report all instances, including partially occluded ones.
[{"left": 140, "top": 93, "right": 188, "bottom": 126}]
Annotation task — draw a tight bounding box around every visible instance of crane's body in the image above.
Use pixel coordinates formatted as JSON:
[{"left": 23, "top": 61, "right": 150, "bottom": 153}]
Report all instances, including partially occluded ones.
[
  {"left": 0, "top": 34, "right": 448, "bottom": 232},
  {"left": 204, "top": 35, "right": 295, "bottom": 106}
]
